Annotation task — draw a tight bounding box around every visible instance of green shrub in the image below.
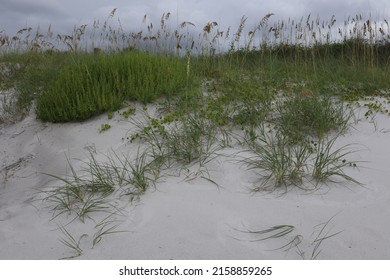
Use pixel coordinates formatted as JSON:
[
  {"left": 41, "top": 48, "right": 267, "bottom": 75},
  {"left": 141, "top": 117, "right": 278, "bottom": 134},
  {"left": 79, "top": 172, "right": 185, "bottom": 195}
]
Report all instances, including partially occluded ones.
[{"left": 36, "top": 51, "right": 188, "bottom": 122}]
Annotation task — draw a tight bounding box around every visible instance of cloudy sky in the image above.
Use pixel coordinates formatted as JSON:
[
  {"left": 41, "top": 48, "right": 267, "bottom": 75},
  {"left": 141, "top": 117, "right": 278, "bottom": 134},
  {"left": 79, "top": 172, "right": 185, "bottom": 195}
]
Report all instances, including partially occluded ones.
[{"left": 1, "top": 0, "right": 389, "bottom": 36}]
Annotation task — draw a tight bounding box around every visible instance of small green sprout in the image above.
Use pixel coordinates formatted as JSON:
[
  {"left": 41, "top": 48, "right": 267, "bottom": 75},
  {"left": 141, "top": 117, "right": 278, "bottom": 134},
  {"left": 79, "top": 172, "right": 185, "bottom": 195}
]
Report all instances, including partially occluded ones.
[{"left": 99, "top": 123, "right": 112, "bottom": 133}]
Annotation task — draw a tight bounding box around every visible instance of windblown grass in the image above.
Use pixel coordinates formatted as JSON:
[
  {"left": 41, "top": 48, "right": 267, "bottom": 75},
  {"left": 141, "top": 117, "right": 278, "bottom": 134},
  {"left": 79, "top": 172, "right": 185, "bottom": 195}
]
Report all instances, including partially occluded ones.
[{"left": 236, "top": 215, "right": 342, "bottom": 259}]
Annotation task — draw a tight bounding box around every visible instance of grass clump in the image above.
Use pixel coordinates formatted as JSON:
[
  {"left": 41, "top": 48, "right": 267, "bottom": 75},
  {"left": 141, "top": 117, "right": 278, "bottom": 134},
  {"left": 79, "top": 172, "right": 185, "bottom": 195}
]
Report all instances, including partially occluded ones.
[
  {"left": 108, "top": 149, "right": 157, "bottom": 196},
  {"left": 164, "top": 113, "right": 219, "bottom": 165},
  {"left": 241, "top": 125, "right": 360, "bottom": 191},
  {"left": 275, "top": 93, "right": 352, "bottom": 142},
  {"left": 217, "top": 74, "right": 275, "bottom": 127},
  {"left": 36, "top": 51, "right": 189, "bottom": 122},
  {"left": 241, "top": 127, "right": 312, "bottom": 190},
  {"left": 131, "top": 111, "right": 220, "bottom": 168},
  {"left": 312, "top": 136, "right": 360, "bottom": 185},
  {"left": 42, "top": 149, "right": 159, "bottom": 222},
  {"left": 43, "top": 168, "right": 115, "bottom": 222}
]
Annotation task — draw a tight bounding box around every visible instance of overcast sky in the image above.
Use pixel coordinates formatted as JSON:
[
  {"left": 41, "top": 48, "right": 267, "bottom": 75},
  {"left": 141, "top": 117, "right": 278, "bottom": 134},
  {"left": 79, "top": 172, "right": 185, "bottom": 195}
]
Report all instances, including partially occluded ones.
[{"left": 1, "top": 0, "right": 390, "bottom": 36}]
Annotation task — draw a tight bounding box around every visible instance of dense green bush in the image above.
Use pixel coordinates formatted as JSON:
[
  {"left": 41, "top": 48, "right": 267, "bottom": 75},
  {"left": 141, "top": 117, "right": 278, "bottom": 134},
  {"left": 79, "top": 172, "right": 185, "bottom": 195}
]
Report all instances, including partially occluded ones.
[{"left": 36, "top": 51, "right": 188, "bottom": 122}]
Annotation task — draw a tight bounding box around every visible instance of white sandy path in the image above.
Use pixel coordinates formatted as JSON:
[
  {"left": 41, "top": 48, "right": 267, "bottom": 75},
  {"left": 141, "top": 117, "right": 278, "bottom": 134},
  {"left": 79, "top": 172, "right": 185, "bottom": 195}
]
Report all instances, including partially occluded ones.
[{"left": 0, "top": 103, "right": 390, "bottom": 260}]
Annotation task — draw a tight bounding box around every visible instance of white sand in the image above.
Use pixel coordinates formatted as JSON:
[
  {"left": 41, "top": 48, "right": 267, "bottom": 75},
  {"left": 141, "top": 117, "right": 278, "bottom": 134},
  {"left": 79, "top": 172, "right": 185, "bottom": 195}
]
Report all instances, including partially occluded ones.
[{"left": 1, "top": 100, "right": 390, "bottom": 260}]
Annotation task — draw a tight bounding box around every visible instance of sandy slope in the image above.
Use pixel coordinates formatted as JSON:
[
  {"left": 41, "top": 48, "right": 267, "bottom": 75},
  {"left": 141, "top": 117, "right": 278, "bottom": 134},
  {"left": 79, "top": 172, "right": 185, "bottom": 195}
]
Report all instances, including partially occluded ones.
[{"left": 0, "top": 101, "right": 389, "bottom": 260}]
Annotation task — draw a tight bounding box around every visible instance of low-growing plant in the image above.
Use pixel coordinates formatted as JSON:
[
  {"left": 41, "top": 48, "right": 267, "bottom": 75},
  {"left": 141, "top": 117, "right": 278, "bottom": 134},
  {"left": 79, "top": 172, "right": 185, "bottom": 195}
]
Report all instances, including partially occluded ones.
[
  {"left": 121, "top": 106, "right": 136, "bottom": 119},
  {"left": 236, "top": 224, "right": 296, "bottom": 241},
  {"left": 275, "top": 93, "right": 352, "bottom": 142},
  {"left": 107, "top": 111, "right": 114, "bottom": 119},
  {"left": 363, "top": 98, "right": 390, "bottom": 118},
  {"left": 42, "top": 147, "right": 165, "bottom": 225},
  {"left": 0, "top": 52, "right": 74, "bottom": 120},
  {"left": 128, "top": 109, "right": 224, "bottom": 187},
  {"left": 76, "top": 192, "right": 113, "bottom": 223},
  {"left": 99, "top": 123, "right": 112, "bottom": 133},
  {"left": 199, "top": 73, "right": 275, "bottom": 128}
]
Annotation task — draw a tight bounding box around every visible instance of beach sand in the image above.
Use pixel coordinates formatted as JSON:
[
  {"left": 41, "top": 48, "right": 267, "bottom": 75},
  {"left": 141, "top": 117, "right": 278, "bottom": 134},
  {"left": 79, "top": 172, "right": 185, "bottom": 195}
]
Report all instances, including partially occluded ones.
[{"left": 1, "top": 101, "right": 389, "bottom": 260}]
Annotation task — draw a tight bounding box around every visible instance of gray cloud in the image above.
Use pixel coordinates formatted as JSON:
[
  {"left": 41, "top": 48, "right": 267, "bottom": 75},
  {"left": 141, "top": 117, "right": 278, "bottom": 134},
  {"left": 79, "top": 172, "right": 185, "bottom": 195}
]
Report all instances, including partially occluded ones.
[
  {"left": 1, "top": 0, "right": 389, "bottom": 36},
  {"left": 1, "top": 0, "right": 64, "bottom": 16}
]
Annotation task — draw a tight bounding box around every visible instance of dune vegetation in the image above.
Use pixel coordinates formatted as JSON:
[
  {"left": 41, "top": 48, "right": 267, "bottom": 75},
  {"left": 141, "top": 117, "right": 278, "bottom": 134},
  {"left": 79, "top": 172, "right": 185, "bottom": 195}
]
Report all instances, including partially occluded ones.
[
  {"left": 2, "top": 9, "right": 390, "bottom": 259},
  {"left": 1, "top": 10, "right": 390, "bottom": 181},
  {"left": 1, "top": 10, "right": 390, "bottom": 190}
]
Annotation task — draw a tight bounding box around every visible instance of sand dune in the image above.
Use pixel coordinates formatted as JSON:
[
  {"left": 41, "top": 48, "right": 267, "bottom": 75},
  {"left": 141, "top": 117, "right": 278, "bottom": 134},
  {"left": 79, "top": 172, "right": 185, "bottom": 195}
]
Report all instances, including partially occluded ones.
[{"left": 1, "top": 101, "right": 389, "bottom": 260}]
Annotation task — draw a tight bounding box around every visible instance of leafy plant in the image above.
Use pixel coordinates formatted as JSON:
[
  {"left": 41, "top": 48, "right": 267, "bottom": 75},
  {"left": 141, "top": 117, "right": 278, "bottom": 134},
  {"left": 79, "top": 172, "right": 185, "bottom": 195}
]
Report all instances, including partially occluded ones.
[
  {"left": 121, "top": 106, "right": 136, "bottom": 119},
  {"left": 99, "top": 123, "right": 112, "bottom": 133}
]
